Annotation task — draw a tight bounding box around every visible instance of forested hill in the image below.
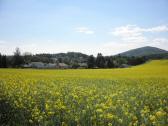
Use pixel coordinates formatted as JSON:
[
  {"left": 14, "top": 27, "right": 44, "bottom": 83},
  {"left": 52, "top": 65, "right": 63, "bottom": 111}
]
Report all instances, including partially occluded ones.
[
  {"left": 118, "top": 46, "right": 168, "bottom": 57},
  {"left": 35, "top": 52, "right": 89, "bottom": 65}
]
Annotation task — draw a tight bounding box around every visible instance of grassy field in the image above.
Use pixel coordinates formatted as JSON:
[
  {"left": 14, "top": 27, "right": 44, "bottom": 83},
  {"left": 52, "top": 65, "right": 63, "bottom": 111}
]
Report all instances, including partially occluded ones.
[{"left": 0, "top": 60, "right": 168, "bottom": 126}]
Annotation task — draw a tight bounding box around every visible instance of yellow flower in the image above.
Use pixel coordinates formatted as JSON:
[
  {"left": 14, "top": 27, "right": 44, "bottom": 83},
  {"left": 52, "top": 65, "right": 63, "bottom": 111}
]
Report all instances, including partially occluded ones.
[
  {"left": 140, "top": 123, "right": 146, "bottom": 126},
  {"left": 48, "top": 111, "right": 54, "bottom": 115},
  {"left": 132, "top": 116, "right": 137, "bottom": 121},
  {"left": 45, "top": 103, "right": 49, "bottom": 110},
  {"left": 99, "top": 114, "right": 103, "bottom": 118},
  {"left": 155, "top": 111, "right": 166, "bottom": 117},
  {"left": 29, "top": 119, "right": 33, "bottom": 123},
  {"left": 82, "top": 110, "right": 86, "bottom": 114},
  {"left": 106, "top": 113, "right": 114, "bottom": 120},
  {"left": 61, "top": 122, "right": 67, "bottom": 126},
  {"left": 96, "top": 108, "right": 103, "bottom": 113},
  {"left": 118, "top": 118, "right": 123, "bottom": 123},
  {"left": 108, "top": 123, "right": 112, "bottom": 126},
  {"left": 60, "top": 105, "right": 66, "bottom": 110},
  {"left": 149, "top": 115, "right": 156, "bottom": 122}
]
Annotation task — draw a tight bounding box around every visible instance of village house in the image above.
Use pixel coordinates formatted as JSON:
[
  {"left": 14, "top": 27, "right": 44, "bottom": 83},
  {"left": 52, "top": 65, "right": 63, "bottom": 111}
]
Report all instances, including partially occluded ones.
[
  {"left": 58, "top": 63, "right": 69, "bottom": 69},
  {"left": 30, "top": 62, "right": 44, "bottom": 68},
  {"left": 78, "top": 63, "right": 88, "bottom": 68},
  {"left": 23, "top": 62, "right": 69, "bottom": 69}
]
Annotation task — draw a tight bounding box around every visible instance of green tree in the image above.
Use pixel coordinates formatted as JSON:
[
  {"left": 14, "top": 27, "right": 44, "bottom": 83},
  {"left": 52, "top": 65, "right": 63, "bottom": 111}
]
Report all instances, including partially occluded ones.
[
  {"left": 106, "top": 57, "right": 114, "bottom": 68},
  {"left": 58, "top": 57, "right": 62, "bottom": 63},
  {"left": 0, "top": 53, "right": 2, "bottom": 68},
  {"left": 13, "top": 47, "right": 24, "bottom": 67},
  {"left": 87, "top": 55, "right": 95, "bottom": 68},
  {"left": 23, "top": 52, "right": 32, "bottom": 64},
  {"left": 1, "top": 55, "right": 7, "bottom": 68},
  {"left": 96, "top": 53, "right": 105, "bottom": 68}
]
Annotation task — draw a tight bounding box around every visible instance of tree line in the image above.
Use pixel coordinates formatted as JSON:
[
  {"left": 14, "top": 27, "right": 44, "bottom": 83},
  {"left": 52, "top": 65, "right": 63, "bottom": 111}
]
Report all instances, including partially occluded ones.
[
  {"left": 0, "top": 54, "right": 7, "bottom": 68},
  {"left": 0, "top": 47, "right": 149, "bottom": 68},
  {"left": 0, "top": 48, "right": 24, "bottom": 68},
  {"left": 87, "top": 53, "right": 147, "bottom": 68}
]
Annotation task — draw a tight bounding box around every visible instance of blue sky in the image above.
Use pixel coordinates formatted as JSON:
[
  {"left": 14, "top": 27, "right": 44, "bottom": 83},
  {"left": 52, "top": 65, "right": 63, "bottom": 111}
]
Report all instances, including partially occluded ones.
[{"left": 0, "top": 0, "right": 168, "bottom": 55}]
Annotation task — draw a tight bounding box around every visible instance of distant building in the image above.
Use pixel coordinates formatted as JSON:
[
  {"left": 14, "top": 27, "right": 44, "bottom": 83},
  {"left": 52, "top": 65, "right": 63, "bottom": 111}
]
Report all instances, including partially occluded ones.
[
  {"left": 22, "top": 64, "right": 31, "bottom": 68},
  {"left": 58, "top": 63, "right": 69, "bottom": 69},
  {"left": 78, "top": 63, "right": 88, "bottom": 68},
  {"left": 30, "top": 62, "right": 45, "bottom": 68},
  {"left": 23, "top": 62, "right": 69, "bottom": 69},
  {"left": 45, "top": 63, "right": 57, "bottom": 69}
]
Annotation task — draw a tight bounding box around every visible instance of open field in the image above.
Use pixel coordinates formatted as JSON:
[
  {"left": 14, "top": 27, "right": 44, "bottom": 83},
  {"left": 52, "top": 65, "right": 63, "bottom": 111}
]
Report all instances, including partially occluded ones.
[{"left": 0, "top": 60, "right": 168, "bottom": 126}]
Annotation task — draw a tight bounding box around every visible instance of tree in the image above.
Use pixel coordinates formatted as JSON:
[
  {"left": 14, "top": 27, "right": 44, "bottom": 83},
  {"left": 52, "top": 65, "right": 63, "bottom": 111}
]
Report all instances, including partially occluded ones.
[
  {"left": 71, "top": 62, "right": 80, "bottom": 69},
  {"left": 87, "top": 55, "right": 95, "bottom": 68},
  {"left": 0, "top": 53, "right": 2, "bottom": 68},
  {"left": 129, "top": 57, "right": 146, "bottom": 65},
  {"left": 106, "top": 57, "right": 114, "bottom": 68},
  {"left": 1, "top": 55, "right": 7, "bottom": 68},
  {"left": 23, "top": 52, "right": 32, "bottom": 64},
  {"left": 96, "top": 53, "right": 105, "bottom": 68},
  {"left": 58, "top": 57, "right": 62, "bottom": 63},
  {"left": 13, "top": 47, "right": 24, "bottom": 67}
]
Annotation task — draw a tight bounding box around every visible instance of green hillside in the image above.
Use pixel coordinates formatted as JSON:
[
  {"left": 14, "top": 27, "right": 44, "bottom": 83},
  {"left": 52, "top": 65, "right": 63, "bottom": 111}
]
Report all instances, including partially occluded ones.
[{"left": 119, "top": 46, "right": 168, "bottom": 57}]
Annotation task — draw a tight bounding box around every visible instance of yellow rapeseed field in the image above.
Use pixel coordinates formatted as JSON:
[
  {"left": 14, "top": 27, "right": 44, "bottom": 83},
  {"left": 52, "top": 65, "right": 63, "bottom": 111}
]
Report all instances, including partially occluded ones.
[{"left": 0, "top": 60, "right": 168, "bottom": 126}]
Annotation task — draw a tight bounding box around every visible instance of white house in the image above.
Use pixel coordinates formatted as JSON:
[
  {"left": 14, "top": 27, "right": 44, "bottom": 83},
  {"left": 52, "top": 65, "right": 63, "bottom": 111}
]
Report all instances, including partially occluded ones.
[
  {"left": 30, "top": 62, "right": 45, "bottom": 68},
  {"left": 58, "top": 63, "right": 69, "bottom": 69}
]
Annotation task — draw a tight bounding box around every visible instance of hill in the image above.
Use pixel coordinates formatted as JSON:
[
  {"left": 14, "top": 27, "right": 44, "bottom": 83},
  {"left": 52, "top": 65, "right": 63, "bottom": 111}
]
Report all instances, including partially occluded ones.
[
  {"left": 118, "top": 46, "right": 168, "bottom": 57},
  {"left": 35, "top": 52, "right": 89, "bottom": 63}
]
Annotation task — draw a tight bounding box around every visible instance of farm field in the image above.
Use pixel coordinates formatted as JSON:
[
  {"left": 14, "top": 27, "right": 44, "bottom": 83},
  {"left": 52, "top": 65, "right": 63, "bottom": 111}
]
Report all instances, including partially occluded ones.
[{"left": 0, "top": 60, "right": 168, "bottom": 126}]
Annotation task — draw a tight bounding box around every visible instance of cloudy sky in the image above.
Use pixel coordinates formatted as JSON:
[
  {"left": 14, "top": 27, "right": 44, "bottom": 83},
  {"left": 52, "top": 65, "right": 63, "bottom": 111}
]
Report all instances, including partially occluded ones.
[{"left": 0, "top": 0, "right": 168, "bottom": 55}]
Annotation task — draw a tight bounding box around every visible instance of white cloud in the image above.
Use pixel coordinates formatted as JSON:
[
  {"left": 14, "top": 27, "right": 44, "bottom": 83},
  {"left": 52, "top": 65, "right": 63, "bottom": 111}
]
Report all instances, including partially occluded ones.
[
  {"left": 75, "top": 27, "right": 95, "bottom": 34},
  {"left": 104, "top": 24, "right": 168, "bottom": 55},
  {"left": 110, "top": 25, "right": 147, "bottom": 44},
  {"left": 111, "top": 25, "right": 142, "bottom": 38},
  {"left": 152, "top": 38, "right": 168, "bottom": 44},
  {"left": 144, "top": 25, "right": 168, "bottom": 32},
  {"left": 110, "top": 25, "right": 168, "bottom": 43},
  {"left": 150, "top": 38, "right": 168, "bottom": 49},
  {"left": 111, "top": 25, "right": 168, "bottom": 37},
  {"left": 102, "top": 37, "right": 168, "bottom": 55},
  {"left": 102, "top": 41, "right": 145, "bottom": 55}
]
